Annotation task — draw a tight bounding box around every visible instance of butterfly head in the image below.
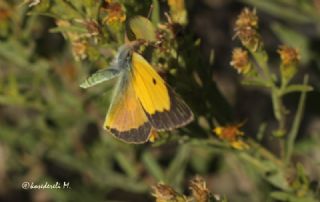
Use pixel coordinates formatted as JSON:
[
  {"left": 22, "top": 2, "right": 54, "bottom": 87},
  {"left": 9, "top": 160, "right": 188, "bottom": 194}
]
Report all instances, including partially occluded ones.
[{"left": 113, "top": 41, "right": 143, "bottom": 71}]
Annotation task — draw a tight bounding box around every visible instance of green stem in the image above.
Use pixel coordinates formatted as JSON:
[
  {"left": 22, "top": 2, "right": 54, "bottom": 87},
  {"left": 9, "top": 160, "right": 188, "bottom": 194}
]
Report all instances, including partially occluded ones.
[
  {"left": 271, "top": 91, "right": 281, "bottom": 123},
  {"left": 285, "top": 75, "right": 309, "bottom": 164},
  {"left": 251, "top": 49, "right": 287, "bottom": 137},
  {"left": 271, "top": 90, "right": 286, "bottom": 136}
]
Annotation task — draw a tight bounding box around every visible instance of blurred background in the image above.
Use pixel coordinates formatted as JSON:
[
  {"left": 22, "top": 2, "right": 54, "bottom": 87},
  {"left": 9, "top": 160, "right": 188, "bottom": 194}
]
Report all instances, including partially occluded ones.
[{"left": 0, "top": 0, "right": 319, "bottom": 201}]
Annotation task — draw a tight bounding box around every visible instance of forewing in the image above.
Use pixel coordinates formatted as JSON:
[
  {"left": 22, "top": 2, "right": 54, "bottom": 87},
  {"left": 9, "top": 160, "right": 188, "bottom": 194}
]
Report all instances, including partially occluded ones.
[
  {"left": 131, "top": 53, "right": 193, "bottom": 130},
  {"left": 104, "top": 72, "right": 151, "bottom": 143}
]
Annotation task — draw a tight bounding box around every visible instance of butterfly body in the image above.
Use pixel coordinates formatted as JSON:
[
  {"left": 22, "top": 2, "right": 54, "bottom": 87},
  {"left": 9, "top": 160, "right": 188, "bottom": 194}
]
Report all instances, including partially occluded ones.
[{"left": 81, "top": 44, "right": 193, "bottom": 143}]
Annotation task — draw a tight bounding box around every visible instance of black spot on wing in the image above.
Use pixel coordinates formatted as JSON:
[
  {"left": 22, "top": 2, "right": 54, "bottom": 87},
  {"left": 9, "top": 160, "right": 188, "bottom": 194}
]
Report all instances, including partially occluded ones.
[
  {"left": 145, "top": 87, "right": 193, "bottom": 130},
  {"left": 106, "top": 122, "right": 152, "bottom": 144},
  {"left": 152, "top": 78, "right": 157, "bottom": 85}
]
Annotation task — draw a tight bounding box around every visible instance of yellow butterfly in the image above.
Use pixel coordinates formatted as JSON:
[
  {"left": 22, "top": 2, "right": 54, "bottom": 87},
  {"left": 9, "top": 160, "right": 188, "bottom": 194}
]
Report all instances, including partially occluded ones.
[{"left": 80, "top": 43, "right": 193, "bottom": 143}]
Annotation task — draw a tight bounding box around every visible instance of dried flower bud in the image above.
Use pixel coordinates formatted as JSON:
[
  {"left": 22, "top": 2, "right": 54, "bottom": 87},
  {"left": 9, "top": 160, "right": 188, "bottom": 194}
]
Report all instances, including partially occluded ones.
[
  {"left": 234, "top": 8, "right": 262, "bottom": 51},
  {"left": 72, "top": 40, "right": 88, "bottom": 61},
  {"left": 230, "top": 48, "right": 251, "bottom": 74},
  {"left": 152, "top": 184, "right": 187, "bottom": 202},
  {"left": 235, "top": 8, "right": 258, "bottom": 30},
  {"left": 278, "top": 45, "right": 300, "bottom": 66},
  {"left": 236, "top": 27, "right": 262, "bottom": 51},
  {"left": 56, "top": 20, "right": 79, "bottom": 41},
  {"left": 85, "top": 20, "right": 100, "bottom": 37},
  {"left": 189, "top": 176, "right": 209, "bottom": 202},
  {"left": 278, "top": 45, "right": 300, "bottom": 82},
  {"left": 56, "top": 20, "right": 88, "bottom": 60}
]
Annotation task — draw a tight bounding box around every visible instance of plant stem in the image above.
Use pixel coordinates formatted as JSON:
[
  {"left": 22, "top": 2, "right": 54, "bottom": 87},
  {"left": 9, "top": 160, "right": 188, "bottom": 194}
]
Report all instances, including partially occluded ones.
[
  {"left": 285, "top": 75, "right": 309, "bottom": 164},
  {"left": 251, "top": 50, "right": 287, "bottom": 136}
]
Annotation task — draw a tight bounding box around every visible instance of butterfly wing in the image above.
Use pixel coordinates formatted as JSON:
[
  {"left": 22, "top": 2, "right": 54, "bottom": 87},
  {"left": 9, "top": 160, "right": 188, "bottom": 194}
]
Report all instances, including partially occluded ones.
[
  {"left": 131, "top": 52, "right": 193, "bottom": 130},
  {"left": 104, "top": 71, "right": 152, "bottom": 143},
  {"left": 80, "top": 67, "right": 121, "bottom": 89},
  {"left": 80, "top": 44, "right": 132, "bottom": 89}
]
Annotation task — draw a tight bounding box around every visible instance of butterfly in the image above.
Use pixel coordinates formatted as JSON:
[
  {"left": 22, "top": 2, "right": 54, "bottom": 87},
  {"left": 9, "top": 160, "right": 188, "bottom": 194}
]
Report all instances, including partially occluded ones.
[{"left": 80, "top": 42, "right": 193, "bottom": 143}]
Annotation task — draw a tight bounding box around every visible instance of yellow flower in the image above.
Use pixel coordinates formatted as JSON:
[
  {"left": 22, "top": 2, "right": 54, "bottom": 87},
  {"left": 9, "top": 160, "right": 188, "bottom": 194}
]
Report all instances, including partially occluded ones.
[
  {"left": 214, "top": 123, "right": 249, "bottom": 150},
  {"left": 230, "top": 140, "right": 249, "bottom": 150},
  {"left": 148, "top": 129, "right": 159, "bottom": 143},
  {"left": 214, "top": 124, "right": 243, "bottom": 142}
]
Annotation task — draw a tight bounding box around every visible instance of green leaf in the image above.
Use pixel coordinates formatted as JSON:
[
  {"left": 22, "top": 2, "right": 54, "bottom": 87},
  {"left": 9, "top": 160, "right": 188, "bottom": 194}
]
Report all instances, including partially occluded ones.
[
  {"left": 166, "top": 145, "right": 190, "bottom": 186},
  {"left": 51, "top": 0, "right": 84, "bottom": 19},
  {"left": 283, "top": 84, "right": 313, "bottom": 95},
  {"left": 271, "top": 191, "right": 317, "bottom": 202},
  {"left": 285, "top": 75, "right": 309, "bottom": 164},
  {"left": 142, "top": 151, "right": 166, "bottom": 182},
  {"left": 0, "top": 40, "right": 31, "bottom": 68},
  {"left": 128, "top": 16, "right": 156, "bottom": 41},
  {"left": 114, "top": 152, "right": 139, "bottom": 179},
  {"left": 50, "top": 26, "right": 88, "bottom": 35}
]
